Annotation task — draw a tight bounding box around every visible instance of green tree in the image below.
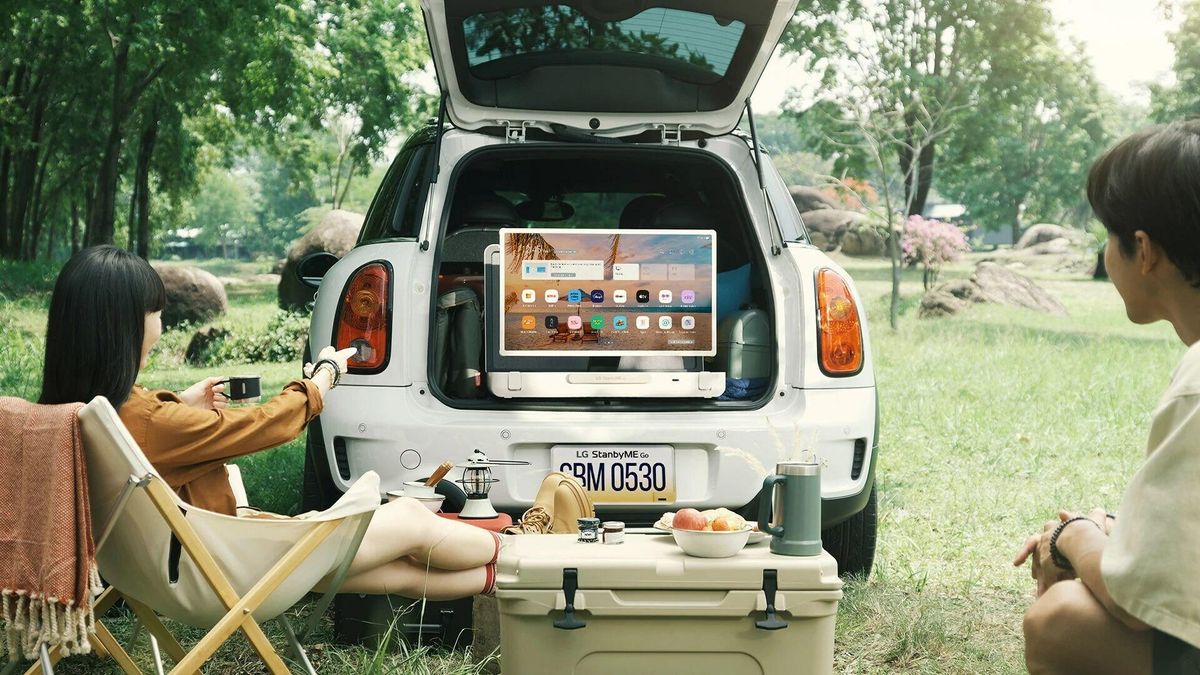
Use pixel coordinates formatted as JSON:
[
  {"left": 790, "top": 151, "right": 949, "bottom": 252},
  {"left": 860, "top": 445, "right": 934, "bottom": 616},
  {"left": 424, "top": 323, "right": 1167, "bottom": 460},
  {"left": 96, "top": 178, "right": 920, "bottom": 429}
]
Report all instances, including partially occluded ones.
[
  {"left": 937, "top": 45, "right": 1110, "bottom": 241},
  {"left": 782, "top": 0, "right": 1058, "bottom": 217},
  {"left": 1152, "top": 0, "right": 1200, "bottom": 120}
]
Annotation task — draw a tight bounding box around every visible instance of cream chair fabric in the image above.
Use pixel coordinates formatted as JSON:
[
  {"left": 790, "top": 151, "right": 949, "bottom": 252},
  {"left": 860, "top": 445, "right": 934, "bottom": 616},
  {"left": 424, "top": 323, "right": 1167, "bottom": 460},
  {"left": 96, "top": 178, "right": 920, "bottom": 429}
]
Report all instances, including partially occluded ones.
[{"left": 15, "top": 396, "right": 384, "bottom": 675}]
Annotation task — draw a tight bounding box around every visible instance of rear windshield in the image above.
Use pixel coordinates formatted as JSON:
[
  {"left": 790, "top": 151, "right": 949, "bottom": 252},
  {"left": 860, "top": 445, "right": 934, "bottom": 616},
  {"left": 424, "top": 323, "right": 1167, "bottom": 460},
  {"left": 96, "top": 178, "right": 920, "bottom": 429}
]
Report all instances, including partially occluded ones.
[{"left": 462, "top": 5, "right": 746, "bottom": 78}]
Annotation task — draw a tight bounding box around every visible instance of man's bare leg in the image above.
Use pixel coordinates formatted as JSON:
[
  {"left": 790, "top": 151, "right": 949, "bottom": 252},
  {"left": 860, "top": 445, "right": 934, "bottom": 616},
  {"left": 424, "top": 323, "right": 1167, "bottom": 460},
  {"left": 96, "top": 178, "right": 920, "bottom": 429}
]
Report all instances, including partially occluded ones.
[{"left": 1024, "top": 580, "right": 1152, "bottom": 675}]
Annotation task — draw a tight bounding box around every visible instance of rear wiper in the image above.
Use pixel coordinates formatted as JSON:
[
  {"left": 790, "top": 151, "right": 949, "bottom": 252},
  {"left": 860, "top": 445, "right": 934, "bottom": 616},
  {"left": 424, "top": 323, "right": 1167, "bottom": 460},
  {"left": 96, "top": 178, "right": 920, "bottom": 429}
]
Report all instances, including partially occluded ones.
[{"left": 548, "top": 123, "right": 624, "bottom": 145}]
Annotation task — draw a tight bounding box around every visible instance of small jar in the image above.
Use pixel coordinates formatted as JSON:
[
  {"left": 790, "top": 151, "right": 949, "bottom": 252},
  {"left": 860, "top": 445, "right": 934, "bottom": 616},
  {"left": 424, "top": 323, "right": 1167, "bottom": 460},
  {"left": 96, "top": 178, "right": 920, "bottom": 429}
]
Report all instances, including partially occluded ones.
[
  {"left": 602, "top": 521, "right": 625, "bottom": 545},
  {"left": 577, "top": 517, "right": 601, "bottom": 543}
]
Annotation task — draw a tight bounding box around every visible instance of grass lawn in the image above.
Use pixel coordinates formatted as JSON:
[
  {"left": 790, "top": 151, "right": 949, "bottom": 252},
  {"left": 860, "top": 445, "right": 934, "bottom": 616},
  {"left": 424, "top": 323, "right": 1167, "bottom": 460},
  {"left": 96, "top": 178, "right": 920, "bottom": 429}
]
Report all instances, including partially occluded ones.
[{"left": 0, "top": 253, "right": 1183, "bottom": 673}]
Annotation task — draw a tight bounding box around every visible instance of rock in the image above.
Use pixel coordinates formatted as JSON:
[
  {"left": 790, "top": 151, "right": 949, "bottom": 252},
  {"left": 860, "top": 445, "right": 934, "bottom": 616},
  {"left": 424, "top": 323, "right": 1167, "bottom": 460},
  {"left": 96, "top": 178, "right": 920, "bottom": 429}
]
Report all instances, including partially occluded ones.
[
  {"left": 270, "top": 258, "right": 287, "bottom": 275},
  {"left": 1015, "top": 224, "right": 1084, "bottom": 250},
  {"left": 185, "top": 326, "right": 229, "bottom": 366},
  {"left": 939, "top": 278, "right": 983, "bottom": 303},
  {"left": 278, "top": 209, "right": 364, "bottom": 310},
  {"left": 808, "top": 230, "right": 831, "bottom": 251},
  {"left": 841, "top": 225, "right": 887, "bottom": 257},
  {"left": 799, "top": 209, "right": 866, "bottom": 252},
  {"left": 152, "top": 264, "right": 229, "bottom": 328},
  {"left": 920, "top": 262, "right": 1067, "bottom": 319},
  {"left": 971, "top": 262, "right": 1068, "bottom": 316},
  {"left": 1023, "top": 237, "right": 1073, "bottom": 256},
  {"left": 919, "top": 289, "right": 969, "bottom": 318},
  {"left": 789, "top": 185, "right": 841, "bottom": 213}
]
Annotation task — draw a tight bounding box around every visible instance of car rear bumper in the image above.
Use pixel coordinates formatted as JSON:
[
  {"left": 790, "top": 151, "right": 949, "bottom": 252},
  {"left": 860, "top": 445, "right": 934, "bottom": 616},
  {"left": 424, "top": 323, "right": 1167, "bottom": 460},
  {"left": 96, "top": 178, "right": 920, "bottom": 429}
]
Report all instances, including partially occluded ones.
[{"left": 317, "top": 383, "right": 877, "bottom": 516}]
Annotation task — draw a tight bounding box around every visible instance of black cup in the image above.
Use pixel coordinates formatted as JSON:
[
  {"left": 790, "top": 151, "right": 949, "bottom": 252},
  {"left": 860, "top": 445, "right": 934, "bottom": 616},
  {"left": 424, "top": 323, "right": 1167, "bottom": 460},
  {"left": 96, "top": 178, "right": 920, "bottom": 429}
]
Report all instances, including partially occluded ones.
[{"left": 225, "top": 376, "right": 262, "bottom": 401}]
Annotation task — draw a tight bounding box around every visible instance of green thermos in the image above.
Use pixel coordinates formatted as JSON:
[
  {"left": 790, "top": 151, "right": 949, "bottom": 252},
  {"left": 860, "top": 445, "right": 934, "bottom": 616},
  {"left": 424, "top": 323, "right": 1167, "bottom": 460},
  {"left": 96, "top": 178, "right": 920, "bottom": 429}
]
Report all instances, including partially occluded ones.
[{"left": 758, "top": 459, "right": 822, "bottom": 556}]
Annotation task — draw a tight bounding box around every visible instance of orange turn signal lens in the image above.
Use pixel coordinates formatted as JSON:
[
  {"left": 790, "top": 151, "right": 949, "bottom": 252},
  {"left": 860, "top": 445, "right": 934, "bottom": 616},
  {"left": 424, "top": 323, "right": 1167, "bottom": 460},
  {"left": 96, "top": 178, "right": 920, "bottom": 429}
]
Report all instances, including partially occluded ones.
[
  {"left": 335, "top": 262, "right": 390, "bottom": 372},
  {"left": 816, "top": 268, "right": 864, "bottom": 376}
]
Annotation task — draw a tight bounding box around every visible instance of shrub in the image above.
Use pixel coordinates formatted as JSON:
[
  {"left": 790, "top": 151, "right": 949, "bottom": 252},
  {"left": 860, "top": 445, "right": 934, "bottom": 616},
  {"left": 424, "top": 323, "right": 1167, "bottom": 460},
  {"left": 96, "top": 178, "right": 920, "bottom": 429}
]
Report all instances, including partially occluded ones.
[
  {"left": 200, "top": 311, "right": 310, "bottom": 366},
  {"left": 902, "top": 216, "right": 970, "bottom": 290}
]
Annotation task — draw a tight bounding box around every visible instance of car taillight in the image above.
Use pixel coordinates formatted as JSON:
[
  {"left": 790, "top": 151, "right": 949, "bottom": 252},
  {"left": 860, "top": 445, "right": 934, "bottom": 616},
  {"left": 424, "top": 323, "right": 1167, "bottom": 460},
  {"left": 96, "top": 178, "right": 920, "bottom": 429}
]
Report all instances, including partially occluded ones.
[
  {"left": 816, "top": 268, "right": 863, "bottom": 376},
  {"left": 334, "top": 262, "right": 391, "bottom": 372}
]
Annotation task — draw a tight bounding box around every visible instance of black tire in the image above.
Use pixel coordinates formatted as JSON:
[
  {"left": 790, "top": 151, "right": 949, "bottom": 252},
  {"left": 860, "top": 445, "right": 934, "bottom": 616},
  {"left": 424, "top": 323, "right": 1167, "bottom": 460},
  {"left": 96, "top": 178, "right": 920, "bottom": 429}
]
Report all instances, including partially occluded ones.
[
  {"left": 822, "top": 486, "right": 878, "bottom": 579},
  {"left": 301, "top": 417, "right": 340, "bottom": 512}
]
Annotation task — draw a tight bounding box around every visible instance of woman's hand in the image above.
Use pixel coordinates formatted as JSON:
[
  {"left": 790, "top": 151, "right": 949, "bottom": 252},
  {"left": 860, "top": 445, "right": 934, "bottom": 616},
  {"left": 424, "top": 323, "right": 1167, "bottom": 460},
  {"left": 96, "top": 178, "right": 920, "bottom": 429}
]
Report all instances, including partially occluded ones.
[
  {"left": 1014, "top": 513, "right": 1076, "bottom": 597},
  {"left": 178, "top": 376, "right": 228, "bottom": 410},
  {"left": 304, "top": 346, "right": 358, "bottom": 395}
]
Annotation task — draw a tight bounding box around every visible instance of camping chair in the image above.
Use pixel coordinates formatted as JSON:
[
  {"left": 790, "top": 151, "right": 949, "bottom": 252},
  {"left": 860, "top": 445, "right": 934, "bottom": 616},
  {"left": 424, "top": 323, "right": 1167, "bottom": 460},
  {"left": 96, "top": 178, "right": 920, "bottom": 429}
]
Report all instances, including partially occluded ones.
[{"left": 23, "top": 396, "right": 380, "bottom": 675}]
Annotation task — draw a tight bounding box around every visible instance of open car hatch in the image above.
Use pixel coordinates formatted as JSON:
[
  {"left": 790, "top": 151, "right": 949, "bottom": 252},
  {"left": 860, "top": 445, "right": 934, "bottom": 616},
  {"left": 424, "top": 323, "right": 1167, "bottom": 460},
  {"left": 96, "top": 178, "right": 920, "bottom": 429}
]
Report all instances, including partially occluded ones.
[{"left": 420, "top": 0, "right": 799, "bottom": 137}]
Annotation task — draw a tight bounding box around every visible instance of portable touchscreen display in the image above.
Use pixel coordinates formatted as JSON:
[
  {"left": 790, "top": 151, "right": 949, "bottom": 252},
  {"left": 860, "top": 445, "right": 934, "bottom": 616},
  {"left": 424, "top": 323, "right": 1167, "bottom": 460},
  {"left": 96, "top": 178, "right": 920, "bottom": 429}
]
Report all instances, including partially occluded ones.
[{"left": 499, "top": 229, "right": 717, "bottom": 357}]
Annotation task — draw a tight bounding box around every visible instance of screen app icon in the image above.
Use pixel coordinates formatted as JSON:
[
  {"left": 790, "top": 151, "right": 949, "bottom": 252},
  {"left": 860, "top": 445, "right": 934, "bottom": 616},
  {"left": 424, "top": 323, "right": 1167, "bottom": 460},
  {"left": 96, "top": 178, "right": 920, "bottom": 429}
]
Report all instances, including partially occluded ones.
[
  {"left": 613, "top": 315, "right": 628, "bottom": 330},
  {"left": 590, "top": 290, "right": 605, "bottom": 303},
  {"left": 544, "top": 289, "right": 559, "bottom": 303},
  {"left": 658, "top": 290, "right": 673, "bottom": 304},
  {"left": 636, "top": 290, "right": 650, "bottom": 303},
  {"left": 521, "top": 315, "right": 536, "bottom": 330},
  {"left": 681, "top": 290, "right": 696, "bottom": 304},
  {"left": 635, "top": 316, "right": 650, "bottom": 330},
  {"left": 567, "top": 315, "right": 582, "bottom": 330},
  {"left": 590, "top": 315, "right": 604, "bottom": 330},
  {"left": 545, "top": 316, "right": 559, "bottom": 329},
  {"left": 567, "top": 289, "right": 583, "bottom": 303},
  {"left": 658, "top": 316, "right": 673, "bottom": 330},
  {"left": 681, "top": 315, "right": 695, "bottom": 330},
  {"left": 613, "top": 290, "right": 627, "bottom": 303},
  {"left": 521, "top": 289, "right": 536, "bottom": 304}
]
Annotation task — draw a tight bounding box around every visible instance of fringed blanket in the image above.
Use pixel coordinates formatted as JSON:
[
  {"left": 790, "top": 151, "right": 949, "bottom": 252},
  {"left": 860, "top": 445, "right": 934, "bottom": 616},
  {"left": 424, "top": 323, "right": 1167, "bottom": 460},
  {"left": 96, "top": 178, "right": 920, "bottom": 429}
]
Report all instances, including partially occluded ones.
[{"left": 0, "top": 397, "right": 100, "bottom": 661}]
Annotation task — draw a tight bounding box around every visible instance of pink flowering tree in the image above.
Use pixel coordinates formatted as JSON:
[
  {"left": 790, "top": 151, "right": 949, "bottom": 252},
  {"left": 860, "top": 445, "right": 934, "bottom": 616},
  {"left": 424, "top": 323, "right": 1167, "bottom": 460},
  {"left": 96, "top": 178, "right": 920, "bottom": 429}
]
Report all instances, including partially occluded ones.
[{"left": 902, "top": 215, "right": 970, "bottom": 290}]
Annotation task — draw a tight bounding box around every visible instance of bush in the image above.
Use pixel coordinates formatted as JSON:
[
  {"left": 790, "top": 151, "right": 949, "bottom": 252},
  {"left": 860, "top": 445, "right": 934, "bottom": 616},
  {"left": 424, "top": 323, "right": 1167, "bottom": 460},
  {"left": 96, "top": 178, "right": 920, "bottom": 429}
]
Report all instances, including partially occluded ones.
[
  {"left": 902, "top": 216, "right": 970, "bottom": 290},
  {"left": 186, "top": 311, "right": 309, "bottom": 366}
]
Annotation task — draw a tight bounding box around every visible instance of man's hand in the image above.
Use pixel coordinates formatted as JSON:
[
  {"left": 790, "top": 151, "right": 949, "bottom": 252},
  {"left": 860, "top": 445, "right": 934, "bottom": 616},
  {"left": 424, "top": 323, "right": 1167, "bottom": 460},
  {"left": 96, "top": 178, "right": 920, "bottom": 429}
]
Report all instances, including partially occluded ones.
[
  {"left": 178, "top": 376, "right": 228, "bottom": 410},
  {"left": 1014, "top": 514, "right": 1076, "bottom": 597}
]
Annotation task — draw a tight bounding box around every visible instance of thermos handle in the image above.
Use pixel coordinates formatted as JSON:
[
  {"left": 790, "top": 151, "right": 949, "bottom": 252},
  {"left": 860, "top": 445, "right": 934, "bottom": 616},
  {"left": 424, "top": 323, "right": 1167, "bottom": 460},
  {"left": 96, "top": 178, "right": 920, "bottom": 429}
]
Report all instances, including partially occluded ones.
[{"left": 758, "top": 475, "right": 786, "bottom": 537}]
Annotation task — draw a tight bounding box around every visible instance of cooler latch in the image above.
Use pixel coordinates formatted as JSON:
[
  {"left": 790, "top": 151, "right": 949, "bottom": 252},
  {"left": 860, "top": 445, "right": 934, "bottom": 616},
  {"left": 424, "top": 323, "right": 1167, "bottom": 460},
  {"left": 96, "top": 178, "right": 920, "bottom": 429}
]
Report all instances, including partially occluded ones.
[
  {"left": 553, "top": 568, "right": 586, "bottom": 630},
  {"left": 755, "top": 569, "right": 788, "bottom": 630}
]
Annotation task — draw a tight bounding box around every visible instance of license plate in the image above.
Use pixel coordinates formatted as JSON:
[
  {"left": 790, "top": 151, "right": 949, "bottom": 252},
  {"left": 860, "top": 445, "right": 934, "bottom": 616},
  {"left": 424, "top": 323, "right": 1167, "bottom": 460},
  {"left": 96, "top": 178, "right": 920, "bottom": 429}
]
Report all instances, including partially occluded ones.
[{"left": 551, "top": 445, "right": 675, "bottom": 504}]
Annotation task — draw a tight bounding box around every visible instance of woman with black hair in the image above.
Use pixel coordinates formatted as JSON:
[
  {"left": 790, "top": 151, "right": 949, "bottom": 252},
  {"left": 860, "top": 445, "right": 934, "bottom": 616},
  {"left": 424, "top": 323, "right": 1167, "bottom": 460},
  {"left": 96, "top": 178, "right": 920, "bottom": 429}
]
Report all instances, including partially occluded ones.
[
  {"left": 1016, "top": 121, "right": 1200, "bottom": 674},
  {"left": 40, "top": 246, "right": 502, "bottom": 599}
]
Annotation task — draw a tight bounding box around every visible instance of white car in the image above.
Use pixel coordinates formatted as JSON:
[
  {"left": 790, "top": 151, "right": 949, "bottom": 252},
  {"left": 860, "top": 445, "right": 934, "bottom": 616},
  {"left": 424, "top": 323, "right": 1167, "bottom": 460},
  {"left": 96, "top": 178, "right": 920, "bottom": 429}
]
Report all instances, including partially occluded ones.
[{"left": 300, "top": 0, "right": 878, "bottom": 578}]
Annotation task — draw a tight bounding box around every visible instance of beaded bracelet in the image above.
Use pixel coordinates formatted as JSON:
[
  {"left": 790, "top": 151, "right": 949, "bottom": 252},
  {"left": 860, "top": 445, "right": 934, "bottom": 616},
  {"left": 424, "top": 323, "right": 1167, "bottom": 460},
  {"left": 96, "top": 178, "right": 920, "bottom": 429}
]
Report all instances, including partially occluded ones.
[{"left": 1049, "top": 516, "right": 1102, "bottom": 570}]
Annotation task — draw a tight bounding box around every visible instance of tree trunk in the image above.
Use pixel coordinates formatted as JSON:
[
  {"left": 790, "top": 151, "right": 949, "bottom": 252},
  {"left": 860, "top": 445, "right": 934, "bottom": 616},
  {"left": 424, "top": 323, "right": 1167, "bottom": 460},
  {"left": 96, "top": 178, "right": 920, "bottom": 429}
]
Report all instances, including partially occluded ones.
[
  {"left": 0, "top": 146, "right": 10, "bottom": 258},
  {"left": 70, "top": 200, "right": 81, "bottom": 253},
  {"left": 335, "top": 162, "right": 356, "bottom": 211},
  {"left": 26, "top": 147, "right": 50, "bottom": 260},
  {"left": 887, "top": 221, "right": 901, "bottom": 330},
  {"left": 910, "top": 141, "right": 935, "bottom": 217},
  {"left": 133, "top": 114, "right": 159, "bottom": 259},
  {"left": 1010, "top": 200, "right": 1024, "bottom": 247},
  {"left": 87, "top": 41, "right": 130, "bottom": 247}
]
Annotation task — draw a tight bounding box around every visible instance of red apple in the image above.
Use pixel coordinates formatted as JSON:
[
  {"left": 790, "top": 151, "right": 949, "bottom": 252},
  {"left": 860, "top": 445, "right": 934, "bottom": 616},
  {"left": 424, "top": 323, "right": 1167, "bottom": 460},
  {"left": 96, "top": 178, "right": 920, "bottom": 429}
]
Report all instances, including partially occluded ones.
[{"left": 673, "top": 508, "right": 707, "bottom": 531}]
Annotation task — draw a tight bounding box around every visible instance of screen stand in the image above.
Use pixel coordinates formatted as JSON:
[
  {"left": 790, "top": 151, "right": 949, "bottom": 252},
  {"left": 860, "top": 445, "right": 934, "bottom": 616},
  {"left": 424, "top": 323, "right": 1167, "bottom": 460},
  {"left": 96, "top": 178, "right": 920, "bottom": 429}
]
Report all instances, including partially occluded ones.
[{"left": 618, "top": 355, "right": 687, "bottom": 372}]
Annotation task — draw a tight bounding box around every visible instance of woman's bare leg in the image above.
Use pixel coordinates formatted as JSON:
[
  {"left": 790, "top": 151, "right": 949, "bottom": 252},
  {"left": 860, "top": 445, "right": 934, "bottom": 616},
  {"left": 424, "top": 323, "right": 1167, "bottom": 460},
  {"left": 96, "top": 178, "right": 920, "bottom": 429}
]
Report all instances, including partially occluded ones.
[
  {"left": 322, "top": 557, "right": 489, "bottom": 600},
  {"left": 1023, "top": 580, "right": 1152, "bottom": 675},
  {"left": 346, "top": 497, "right": 499, "bottom": 576}
]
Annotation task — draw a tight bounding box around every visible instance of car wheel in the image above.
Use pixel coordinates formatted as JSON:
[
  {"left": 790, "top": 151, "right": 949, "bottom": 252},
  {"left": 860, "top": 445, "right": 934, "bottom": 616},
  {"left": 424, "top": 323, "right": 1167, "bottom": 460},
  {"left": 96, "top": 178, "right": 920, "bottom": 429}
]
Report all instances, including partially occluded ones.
[
  {"left": 822, "top": 486, "right": 877, "bottom": 579},
  {"left": 302, "top": 417, "right": 340, "bottom": 512}
]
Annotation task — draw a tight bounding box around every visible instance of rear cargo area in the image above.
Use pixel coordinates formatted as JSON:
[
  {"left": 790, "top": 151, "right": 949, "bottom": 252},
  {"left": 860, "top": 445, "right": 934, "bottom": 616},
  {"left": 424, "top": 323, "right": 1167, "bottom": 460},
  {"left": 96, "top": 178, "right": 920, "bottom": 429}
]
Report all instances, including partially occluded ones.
[{"left": 429, "top": 143, "right": 780, "bottom": 411}]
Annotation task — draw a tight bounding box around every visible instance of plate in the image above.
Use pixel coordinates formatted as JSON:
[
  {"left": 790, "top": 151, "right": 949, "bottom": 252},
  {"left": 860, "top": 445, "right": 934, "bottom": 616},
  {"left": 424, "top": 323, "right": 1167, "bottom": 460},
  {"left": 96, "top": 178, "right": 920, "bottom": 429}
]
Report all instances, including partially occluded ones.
[{"left": 653, "top": 520, "right": 768, "bottom": 544}]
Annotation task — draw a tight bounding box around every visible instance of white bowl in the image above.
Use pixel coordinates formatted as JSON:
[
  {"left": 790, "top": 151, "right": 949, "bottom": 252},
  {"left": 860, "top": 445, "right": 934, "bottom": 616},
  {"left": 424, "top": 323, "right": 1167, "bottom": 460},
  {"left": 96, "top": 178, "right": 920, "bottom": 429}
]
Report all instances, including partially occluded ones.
[
  {"left": 670, "top": 527, "right": 752, "bottom": 558},
  {"left": 402, "top": 481, "right": 438, "bottom": 498}
]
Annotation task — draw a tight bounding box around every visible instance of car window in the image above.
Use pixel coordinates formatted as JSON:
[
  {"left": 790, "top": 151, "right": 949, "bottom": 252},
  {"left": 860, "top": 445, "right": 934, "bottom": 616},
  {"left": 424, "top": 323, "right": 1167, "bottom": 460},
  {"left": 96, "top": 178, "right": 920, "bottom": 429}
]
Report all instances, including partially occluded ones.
[
  {"left": 762, "top": 158, "right": 808, "bottom": 243},
  {"left": 462, "top": 6, "right": 745, "bottom": 79},
  {"left": 359, "top": 142, "right": 434, "bottom": 243}
]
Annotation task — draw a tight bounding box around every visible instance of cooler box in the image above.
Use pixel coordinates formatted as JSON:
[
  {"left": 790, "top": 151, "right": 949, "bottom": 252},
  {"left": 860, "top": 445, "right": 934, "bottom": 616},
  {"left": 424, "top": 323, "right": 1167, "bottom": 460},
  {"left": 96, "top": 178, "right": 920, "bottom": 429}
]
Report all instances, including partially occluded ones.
[
  {"left": 494, "top": 534, "right": 842, "bottom": 675},
  {"left": 715, "top": 309, "right": 772, "bottom": 379}
]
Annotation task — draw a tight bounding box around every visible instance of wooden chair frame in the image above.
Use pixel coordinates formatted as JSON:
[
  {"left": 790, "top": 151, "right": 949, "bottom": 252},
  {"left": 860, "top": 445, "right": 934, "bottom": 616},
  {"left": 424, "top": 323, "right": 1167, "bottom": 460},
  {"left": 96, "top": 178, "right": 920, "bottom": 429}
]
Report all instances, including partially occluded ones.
[{"left": 14, "top": 472, "right": 370, "bottom": 675}]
